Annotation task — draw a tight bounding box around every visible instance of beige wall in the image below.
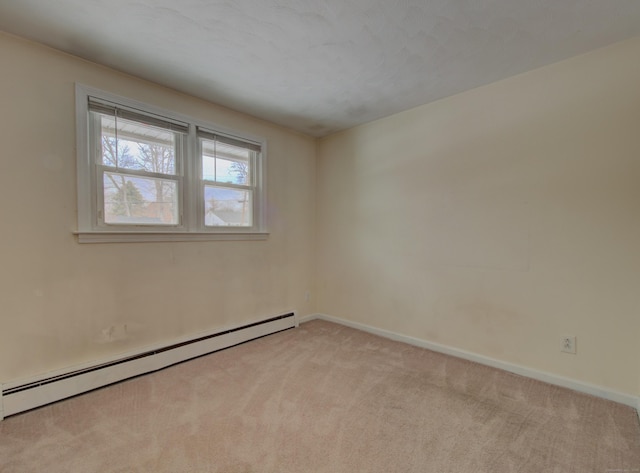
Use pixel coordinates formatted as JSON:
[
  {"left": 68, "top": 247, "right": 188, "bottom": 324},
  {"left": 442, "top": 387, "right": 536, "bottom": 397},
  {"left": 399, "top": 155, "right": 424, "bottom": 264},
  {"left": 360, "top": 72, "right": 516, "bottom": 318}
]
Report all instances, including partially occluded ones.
[
  {"left": 317, "top": 37, "right": 640, "bottom": 396},
  {"left": 0, "top": 32, "right": 316, "bottom": 382}
]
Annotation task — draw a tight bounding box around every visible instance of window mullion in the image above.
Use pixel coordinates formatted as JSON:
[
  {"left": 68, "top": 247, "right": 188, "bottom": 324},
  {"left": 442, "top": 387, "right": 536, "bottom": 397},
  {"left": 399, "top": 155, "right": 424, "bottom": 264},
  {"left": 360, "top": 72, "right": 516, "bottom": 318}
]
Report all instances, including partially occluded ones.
[{"left": 184, "top": 126, "right": 200, "bottom": 231}]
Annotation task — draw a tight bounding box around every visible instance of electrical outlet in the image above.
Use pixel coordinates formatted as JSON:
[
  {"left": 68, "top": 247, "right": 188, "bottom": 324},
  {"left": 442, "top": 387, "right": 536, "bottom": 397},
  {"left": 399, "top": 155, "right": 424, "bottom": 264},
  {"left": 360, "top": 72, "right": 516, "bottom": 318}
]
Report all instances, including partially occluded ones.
[{"left": 561, "top": 336, "right": 576, "bottom": 354}]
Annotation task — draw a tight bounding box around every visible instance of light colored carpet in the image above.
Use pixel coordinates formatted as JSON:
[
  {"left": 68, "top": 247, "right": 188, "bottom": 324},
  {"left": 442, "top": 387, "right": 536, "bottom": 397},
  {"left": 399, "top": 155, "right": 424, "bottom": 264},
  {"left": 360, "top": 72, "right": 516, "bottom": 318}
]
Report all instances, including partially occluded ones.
[{"left": 1, "top": 320, "right": 639, "bottom": 472}]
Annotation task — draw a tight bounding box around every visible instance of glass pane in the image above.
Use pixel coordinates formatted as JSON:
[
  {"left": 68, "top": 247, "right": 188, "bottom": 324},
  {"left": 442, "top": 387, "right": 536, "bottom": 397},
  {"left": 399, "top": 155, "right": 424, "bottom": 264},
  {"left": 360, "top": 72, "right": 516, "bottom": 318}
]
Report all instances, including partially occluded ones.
[
  {"left": 204, "top": 186, "right": 252, "bottom": 227},
  {"left": 97, "top": 113, "right": 177, "bottom": 175},
  {"left": 201, "top": 139, "right": 250, "bottom": 185},
  {"left": 103, "top": 172, "right": 179, "bottom": 225}
]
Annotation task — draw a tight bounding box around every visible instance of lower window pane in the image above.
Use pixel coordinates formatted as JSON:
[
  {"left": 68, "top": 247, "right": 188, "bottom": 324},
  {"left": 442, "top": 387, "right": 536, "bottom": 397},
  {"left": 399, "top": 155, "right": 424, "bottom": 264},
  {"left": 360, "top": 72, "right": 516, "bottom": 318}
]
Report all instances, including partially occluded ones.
[
  {"left": 103, "top": 172, "right": 178, "bottom": 225},
  {"left": 204, "top": 186, "right": 252, "bottom": 227}
]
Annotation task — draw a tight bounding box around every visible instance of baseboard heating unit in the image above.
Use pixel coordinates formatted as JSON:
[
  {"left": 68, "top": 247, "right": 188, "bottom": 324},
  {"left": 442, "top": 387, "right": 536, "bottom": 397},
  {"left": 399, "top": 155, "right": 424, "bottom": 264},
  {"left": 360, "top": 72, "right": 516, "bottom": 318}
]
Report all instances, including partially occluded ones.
[{"left": 0, "top": 313, "right": 296, "bottom": 420}]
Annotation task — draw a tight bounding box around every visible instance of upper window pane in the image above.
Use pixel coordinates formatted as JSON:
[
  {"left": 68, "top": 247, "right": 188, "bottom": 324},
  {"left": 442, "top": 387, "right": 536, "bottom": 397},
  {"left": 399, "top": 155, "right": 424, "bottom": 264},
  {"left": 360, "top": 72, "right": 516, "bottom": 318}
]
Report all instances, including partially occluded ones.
[
  {"left": 201, "top": 139, "right": 250, "bottom": 185},
  {"left": 96, "top": 114, "right": 177, "bottom": 176}
]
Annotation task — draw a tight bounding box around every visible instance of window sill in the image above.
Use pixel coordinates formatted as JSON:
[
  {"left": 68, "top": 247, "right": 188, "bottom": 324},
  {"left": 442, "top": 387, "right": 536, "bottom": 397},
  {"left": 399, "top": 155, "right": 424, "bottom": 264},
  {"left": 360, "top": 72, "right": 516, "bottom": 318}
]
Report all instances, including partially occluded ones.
[{"left": 74, "top": 231, "right": 269, "bottom": 243}]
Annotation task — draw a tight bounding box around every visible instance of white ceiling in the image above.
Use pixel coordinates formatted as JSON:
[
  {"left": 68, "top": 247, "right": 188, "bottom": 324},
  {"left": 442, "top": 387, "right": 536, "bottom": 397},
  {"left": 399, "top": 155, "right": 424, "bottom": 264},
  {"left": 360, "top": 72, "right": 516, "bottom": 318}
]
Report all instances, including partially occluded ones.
[{"left": 1, "top": 1, "right": 639, "bottom": 137}]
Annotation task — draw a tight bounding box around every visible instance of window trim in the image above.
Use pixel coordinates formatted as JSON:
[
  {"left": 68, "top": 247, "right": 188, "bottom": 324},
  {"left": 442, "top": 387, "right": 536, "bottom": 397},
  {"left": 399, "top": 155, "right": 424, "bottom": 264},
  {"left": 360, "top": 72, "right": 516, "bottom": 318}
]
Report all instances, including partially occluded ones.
[{"left": 75, "top": 84, "right": 268, "bottom": 243}]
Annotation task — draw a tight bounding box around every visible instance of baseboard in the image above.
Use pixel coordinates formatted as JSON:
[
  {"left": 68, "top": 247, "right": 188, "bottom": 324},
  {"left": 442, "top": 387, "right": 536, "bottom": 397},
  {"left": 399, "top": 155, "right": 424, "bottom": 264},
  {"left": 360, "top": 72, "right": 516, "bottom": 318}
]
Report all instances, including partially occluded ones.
[
  {"left": 1, "top": 312, "right": 296, "bottom": 419},
  {"left": 302, "top": 313, "right": 640, "bottom": 410},
  {"left": 296, "top": 313, "right": 319, "bottom": 325}
]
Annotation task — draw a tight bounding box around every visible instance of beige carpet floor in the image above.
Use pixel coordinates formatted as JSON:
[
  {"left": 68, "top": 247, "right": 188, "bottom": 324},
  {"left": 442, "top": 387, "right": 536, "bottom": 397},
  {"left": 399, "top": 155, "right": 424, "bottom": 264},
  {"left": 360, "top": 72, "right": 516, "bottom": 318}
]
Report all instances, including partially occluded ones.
[{"left": 1, "top": 320, "right": 639, "bottom": 472}]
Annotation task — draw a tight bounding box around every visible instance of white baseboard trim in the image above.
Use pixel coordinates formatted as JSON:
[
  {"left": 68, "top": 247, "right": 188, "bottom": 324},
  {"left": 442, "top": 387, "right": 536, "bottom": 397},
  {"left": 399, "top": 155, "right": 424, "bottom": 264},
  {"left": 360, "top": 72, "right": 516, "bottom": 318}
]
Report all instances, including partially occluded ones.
[
  {"left": 296, "top": 313, "right": 320, "bottom": 325},
  {"left": 1, "top": 312, "right": 296, "bottom": 419},
  {"left": 302, "top": 313, "right": 640, "bottom": 411}
]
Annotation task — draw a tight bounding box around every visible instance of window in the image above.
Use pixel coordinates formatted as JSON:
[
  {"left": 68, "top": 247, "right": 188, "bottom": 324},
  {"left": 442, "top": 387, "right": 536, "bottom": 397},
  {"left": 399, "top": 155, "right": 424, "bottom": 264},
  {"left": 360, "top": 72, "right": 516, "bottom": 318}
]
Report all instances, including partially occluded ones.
[
  {"left": 75, "top": 85, "right": 267, "bottom": 242},
  {"left": 199, "top": 130, "right": 258, "bottom": 228}
]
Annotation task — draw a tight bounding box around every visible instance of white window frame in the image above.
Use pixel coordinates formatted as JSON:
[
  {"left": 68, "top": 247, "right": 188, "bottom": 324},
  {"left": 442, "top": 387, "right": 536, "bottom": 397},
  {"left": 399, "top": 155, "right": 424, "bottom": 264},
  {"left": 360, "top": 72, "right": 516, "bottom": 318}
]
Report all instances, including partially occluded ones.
[{"left": 75, "top": 84, "right": 268, "bottom": 243}]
